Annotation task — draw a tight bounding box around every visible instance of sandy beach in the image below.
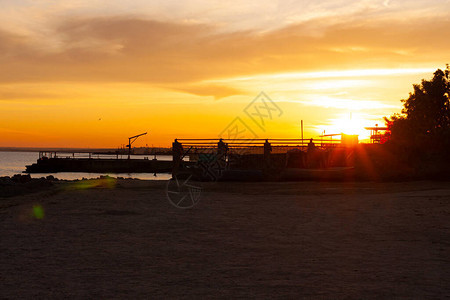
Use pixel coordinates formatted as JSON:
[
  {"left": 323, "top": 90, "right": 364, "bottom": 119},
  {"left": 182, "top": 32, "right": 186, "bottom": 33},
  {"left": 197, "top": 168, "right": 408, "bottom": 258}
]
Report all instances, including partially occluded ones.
[{"left": 1, "top": 179, "right": 449, "bottom": 298}]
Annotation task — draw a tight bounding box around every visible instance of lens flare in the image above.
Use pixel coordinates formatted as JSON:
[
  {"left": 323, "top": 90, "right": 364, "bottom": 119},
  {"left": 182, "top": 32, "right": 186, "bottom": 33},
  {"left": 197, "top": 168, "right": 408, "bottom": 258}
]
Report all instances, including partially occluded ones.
[
  {"left": 32, "top": 205, "right": 44, "bottom": 219},
  {"left": 70, "top": 177, "right": 117, "bottom": 190}
]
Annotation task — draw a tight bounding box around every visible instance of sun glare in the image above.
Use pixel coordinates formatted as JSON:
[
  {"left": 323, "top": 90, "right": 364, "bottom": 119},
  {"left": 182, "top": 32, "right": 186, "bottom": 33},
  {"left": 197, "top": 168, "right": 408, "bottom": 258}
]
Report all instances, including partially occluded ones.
[{"left": 318, "top": 113, "right": 374, "bottom": 141}]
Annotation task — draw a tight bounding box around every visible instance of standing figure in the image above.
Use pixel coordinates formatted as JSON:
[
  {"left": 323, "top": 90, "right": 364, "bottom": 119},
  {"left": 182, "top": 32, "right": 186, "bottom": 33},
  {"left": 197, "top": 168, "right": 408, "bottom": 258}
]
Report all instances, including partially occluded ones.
[
  {"left": 172, "top": 139, "right": 184, "bottom": 176},
  {"left": 264, "top": 139, "right": 272, "bottom": 172}
]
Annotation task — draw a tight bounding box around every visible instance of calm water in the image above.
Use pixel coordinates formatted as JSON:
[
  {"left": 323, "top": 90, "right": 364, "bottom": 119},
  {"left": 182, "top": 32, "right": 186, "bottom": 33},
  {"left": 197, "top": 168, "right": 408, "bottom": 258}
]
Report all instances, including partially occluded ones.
[{"left": 0, "top": 151, "right": 172, "bottom": 180}]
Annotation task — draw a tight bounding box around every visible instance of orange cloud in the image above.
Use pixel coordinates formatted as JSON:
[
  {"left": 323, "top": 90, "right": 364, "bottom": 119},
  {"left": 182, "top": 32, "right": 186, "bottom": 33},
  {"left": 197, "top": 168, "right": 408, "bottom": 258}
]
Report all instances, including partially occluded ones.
[
  {"left": 0, "top": 15, "right": 448, "bottom": 87},
  {"left": 169, "top": 84, "right": 245, "bottom": 100}
]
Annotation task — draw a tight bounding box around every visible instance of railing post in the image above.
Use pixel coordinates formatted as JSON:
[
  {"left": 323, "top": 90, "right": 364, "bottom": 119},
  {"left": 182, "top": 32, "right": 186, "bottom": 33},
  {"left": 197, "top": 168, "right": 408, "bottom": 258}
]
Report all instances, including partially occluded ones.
[{"left": 264, "top": 139, "right": 272, "bottom": 172}]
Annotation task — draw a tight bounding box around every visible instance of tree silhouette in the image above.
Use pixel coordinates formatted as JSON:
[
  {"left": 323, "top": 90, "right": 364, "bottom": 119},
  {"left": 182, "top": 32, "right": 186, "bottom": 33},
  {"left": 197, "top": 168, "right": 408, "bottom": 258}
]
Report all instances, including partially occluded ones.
[{"left": 385, "top": 65, "right": 450, "bottom": 150}]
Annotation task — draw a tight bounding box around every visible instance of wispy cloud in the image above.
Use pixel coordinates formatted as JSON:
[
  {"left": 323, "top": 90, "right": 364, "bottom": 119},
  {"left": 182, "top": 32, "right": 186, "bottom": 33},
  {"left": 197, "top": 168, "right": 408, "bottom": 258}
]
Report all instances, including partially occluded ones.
[
  {"left": 210, "top": 68, "right": 436, "bottom": 83},
  {"left": 300, "top": 96, "right": 396, "bottom": 110},
  {"left": 169, "top": 84, "right": 245, "bottom": 100},
  {"left": 0, "top": 14, "right": 448, "bottom": 87}
]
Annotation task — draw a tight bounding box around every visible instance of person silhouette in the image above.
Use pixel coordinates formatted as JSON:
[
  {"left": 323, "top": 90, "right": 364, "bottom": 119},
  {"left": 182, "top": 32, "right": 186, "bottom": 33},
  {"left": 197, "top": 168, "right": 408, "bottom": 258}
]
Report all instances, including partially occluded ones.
[{"left": 307, "top": 138, "right": 315, "bottom": 152}]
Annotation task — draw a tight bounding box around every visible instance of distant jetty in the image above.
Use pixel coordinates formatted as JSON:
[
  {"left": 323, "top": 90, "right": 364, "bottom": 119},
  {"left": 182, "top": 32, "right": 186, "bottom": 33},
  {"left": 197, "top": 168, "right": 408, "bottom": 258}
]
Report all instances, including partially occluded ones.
[{"left": 25, "top": 152, "right": 183, "bottom": 173}]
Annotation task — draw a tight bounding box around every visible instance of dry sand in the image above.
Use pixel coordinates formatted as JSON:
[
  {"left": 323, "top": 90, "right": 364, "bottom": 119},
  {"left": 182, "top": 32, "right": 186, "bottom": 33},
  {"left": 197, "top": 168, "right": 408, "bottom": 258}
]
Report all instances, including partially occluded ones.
[{"left": 1, "top": 179, "right": 449, "bottom": 298}]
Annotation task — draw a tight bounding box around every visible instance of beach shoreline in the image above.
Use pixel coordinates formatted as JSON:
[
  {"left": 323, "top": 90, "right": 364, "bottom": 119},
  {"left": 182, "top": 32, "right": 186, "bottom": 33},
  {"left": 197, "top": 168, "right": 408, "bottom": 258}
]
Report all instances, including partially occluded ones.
[{"left": 1, "top": 179, "right": 449, "bottom": 298}]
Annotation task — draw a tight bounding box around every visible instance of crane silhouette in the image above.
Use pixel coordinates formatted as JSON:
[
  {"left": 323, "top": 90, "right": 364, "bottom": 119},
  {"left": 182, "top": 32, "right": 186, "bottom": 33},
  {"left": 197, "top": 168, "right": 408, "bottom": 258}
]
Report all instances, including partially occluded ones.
[{"left": 127, "top": 132, "right": 147, "bottom": 159}]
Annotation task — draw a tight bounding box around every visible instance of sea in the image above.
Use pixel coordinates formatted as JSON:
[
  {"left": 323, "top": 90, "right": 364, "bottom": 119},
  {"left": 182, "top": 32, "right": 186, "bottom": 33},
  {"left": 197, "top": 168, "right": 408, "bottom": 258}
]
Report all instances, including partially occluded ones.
[{"left": 0, "top": 151, "right": 173, "bottom": 180}]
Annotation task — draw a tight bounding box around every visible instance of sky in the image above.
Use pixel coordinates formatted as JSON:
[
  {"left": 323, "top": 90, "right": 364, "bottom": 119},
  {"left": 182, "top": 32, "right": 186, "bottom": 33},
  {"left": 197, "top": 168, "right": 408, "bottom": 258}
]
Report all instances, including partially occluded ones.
[{"left": 0, "top": 0, "right": 449, "bottom": 148}]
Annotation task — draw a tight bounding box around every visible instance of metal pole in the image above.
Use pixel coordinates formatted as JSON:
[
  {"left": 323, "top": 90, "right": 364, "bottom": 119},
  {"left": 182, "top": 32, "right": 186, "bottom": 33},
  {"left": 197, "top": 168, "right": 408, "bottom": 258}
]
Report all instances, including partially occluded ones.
[
  {"left": 301, "top": 120, "right": 304, "bottom": 145},
  {"left": 128, "top": 138, "right": 131, "bottom": 160},
  {"left": 321, "top": 130, "right": 324, "bottom": 148}
]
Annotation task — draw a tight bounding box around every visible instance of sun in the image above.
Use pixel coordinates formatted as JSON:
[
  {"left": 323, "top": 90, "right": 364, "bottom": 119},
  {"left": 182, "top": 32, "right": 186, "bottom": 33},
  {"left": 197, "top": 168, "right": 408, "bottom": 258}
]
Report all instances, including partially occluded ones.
[
  {"left": 334, "top": 117, "right": 363, "bottom": 135},
  {"left": 318, "top": 113, "right": 375, "bottom": 141}
]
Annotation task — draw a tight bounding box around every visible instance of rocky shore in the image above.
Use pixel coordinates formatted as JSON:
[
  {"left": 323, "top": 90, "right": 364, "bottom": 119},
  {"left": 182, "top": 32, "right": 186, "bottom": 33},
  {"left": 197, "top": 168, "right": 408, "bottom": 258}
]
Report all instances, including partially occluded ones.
[{"left": 0, "top": 174, "right": 56, "bottom": 197}]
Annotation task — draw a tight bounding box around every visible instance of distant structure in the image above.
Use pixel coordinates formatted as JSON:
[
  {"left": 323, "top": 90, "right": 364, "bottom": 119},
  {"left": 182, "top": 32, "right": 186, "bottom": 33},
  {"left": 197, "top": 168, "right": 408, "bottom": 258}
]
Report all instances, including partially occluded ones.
[
  {"left": 364, "top": 124, "right": 389, "bottom": 144},
  {"left": 319, "top": 133, "right": 358, "bottom": 147},
  {"left": 341, "top": 134, "right": 359, "bottom": 147}
]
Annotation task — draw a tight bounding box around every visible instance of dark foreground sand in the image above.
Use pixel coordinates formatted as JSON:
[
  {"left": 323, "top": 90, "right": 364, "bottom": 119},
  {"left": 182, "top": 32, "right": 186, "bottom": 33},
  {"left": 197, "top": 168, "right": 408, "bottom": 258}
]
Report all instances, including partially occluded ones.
[{"left": 1, "top": 179, "right": 449, "bottom": 298}]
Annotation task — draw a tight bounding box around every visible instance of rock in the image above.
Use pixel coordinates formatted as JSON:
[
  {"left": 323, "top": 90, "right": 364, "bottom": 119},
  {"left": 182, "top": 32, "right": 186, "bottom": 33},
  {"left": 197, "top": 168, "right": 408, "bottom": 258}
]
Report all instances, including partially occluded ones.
[
  {"left": 0, "top": 175, "right": 53, "bottom": 197},
  {"left": 0, "top": 176, "right": 15, "bottom": 186},
  {"left": 46, "top": 175, "right": 56, "bottom": 181},
  {"left": 11, "top": 174, "right": 32, "bottom": 183}
]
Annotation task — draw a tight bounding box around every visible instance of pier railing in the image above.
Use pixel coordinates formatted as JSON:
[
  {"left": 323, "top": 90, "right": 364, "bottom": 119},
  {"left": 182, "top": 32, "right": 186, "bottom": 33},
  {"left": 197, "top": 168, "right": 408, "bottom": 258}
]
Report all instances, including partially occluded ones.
[
  {"left": 175, "top": 138, "right": 341, "bottom": 154},
  {"left": 38, "top": 151, "right": 156, "bottom": 160},
  {"left": 171, "top": 137, "right": 350, "bottom": 178}
]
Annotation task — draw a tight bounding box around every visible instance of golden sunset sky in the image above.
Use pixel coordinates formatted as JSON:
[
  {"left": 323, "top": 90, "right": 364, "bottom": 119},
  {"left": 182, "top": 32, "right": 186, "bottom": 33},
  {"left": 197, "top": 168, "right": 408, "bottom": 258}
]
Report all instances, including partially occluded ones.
[{"left": 1, "top": 0, "right": 449, "bottom": 148}]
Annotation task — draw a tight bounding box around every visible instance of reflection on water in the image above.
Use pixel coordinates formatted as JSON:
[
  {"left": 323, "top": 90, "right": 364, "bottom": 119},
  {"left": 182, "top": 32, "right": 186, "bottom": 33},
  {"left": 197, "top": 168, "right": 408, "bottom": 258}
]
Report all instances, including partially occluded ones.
[{"left": 0, "top": 151, "right": 172, "bottom": 180}]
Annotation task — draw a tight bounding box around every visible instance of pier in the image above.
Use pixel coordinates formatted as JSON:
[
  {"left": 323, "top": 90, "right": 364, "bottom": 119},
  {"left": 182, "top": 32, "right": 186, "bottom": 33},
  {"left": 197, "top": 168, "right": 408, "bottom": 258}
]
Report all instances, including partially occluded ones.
[
  {"left": 172, "top": 137, "right": 357, "bottom": 181},
  {"left": 24, "top": 136, "right": 358, "bottom": 180},
  {"left": 25, "top": 151, "right": 180, "bottom": 173}
]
